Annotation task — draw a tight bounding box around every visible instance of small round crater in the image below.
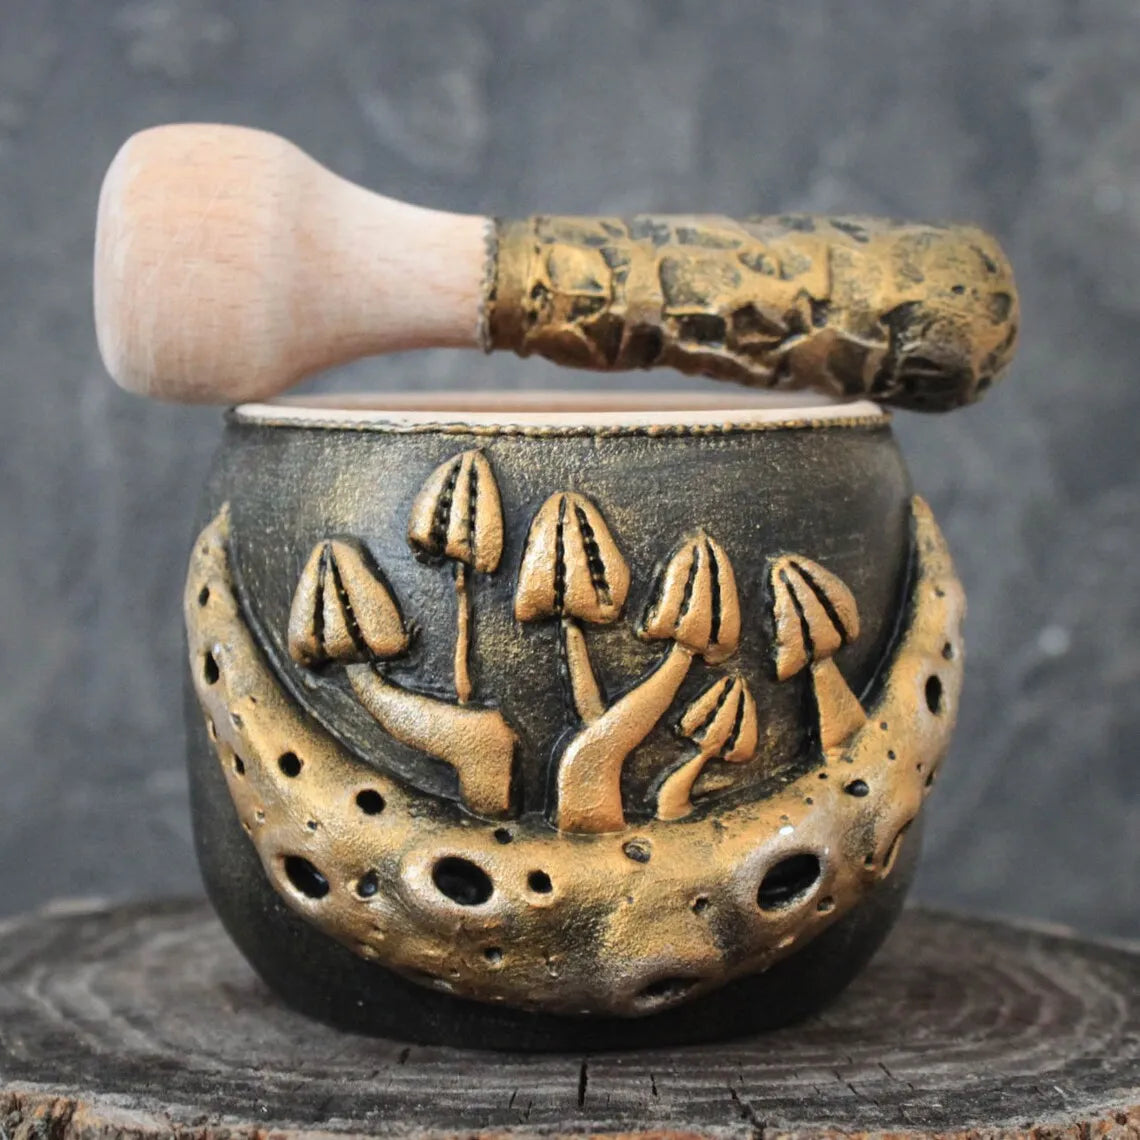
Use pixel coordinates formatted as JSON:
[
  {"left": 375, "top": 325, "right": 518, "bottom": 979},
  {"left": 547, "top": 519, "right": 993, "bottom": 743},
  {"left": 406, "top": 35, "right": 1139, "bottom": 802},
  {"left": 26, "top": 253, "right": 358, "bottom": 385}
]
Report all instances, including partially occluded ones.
[
  {"left": 934, "top": 585, "right": 946, "bottom": 598},
  {"left": 887, "top": 749, "right": 896, "bottom": 760},
  {"left": 844, "top": 779, "right": 870, "bottom": 798},
  {"left": 432, "top": 857, "right": 493, "bottom": 906},
  {"left": 691, "top": 896, "right": 710, "bottom": 915},
  {"left": 942, "top": 641, "right": 955, "bottom": 660},
  {"left": 879, "top": 721, "right": 889, "bottom": 731},
  {"left": 356, "top": 789, "right": 385, "bottom": 815},
  {"left": 817, "top": 771, "right": 829, "bottom": 780},
  {"left": 284, "top": 855, "right": 329, "bottom": 900},
  {"left": 278, "top": 751, "right": 302, "bottom": 778},
  {"left": 483, "top": 946, "right": 504, "bottom": 966},
  {"left": 817, "top": 896, "right": 836, "bottom": 913},
  {"left": 306, "top": 819, "right": 318, "bottom": 831},
  {"left": 527, "top": 870, "right": 553, "bottom": 894},
  {"left": 230, "top": 712, "right": 243, "bottom": 729},
  {"left": 757, "top": 853, "right": 822, "bottom": 911},
  {"left": 622, "top": 838, "right": 652, "bottom": 864},
  {"left": 203, "top": 652, "right": 219, "bottom": 685},
  {"left": 356, "top": 870, "right": 380, "bottom": 899},
  {"left": 232, "top": 754, "right": 245, "bottom": 776},
  {"left": 197, "top": 586, "right": 210, "bottom": 606},
  {"left": 637, "top": 976, "right": 697, "bottom": 1005},
  {"left": 925, "top": 675, "right": 944, "bottom": 715},
  {"left": 951, "top": 283, "right": 966, "bottom": 295},
  {"left": 493, "top": 827, "right": 513, "bottom": 845},
  {"left": 925, "top": 771, "right": 936, "bottom": 788}
]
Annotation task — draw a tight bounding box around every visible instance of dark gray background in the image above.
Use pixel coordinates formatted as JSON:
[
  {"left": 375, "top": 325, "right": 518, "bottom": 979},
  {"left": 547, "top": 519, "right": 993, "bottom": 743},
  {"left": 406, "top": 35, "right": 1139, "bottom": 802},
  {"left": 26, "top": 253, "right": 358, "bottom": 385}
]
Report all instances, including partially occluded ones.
[{"left": 1, "top": 0, "right": 1137, "bottom": 939}]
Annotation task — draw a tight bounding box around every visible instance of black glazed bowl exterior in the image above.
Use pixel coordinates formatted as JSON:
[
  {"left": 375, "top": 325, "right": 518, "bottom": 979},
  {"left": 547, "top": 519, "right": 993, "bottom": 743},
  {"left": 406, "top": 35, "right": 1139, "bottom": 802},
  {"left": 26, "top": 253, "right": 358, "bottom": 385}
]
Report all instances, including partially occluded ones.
[{"left": 184, "top": 394, "right": 963, "bottom": 1049}]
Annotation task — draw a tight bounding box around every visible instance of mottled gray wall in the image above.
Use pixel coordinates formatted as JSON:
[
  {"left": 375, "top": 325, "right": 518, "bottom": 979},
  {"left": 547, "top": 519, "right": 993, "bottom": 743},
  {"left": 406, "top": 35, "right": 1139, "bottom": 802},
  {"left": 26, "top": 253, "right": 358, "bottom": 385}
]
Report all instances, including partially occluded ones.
[{"left": 1, "top": 0, "right": 1137, "bottom": 939}]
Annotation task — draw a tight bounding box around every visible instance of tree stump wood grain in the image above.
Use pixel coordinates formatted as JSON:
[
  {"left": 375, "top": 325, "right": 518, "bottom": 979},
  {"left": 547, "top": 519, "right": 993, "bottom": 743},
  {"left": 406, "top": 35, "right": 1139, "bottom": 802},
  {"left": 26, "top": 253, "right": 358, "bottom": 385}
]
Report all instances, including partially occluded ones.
[{"left": 0, "top": 900, "right": 1136, "bottom": 1140}]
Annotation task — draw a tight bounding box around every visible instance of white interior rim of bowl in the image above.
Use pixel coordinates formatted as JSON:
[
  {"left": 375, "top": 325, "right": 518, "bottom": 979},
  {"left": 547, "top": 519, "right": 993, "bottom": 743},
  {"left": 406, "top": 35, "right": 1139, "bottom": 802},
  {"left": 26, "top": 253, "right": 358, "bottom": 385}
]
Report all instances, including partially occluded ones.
[{"left": 235, "top": 390, "right": 885, "bottom": 429}]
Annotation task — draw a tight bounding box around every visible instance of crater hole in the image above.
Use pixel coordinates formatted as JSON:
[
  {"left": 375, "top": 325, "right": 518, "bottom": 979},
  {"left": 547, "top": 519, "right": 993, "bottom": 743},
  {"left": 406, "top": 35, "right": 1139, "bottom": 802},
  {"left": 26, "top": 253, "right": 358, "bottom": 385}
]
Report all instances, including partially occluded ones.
[
  {"left": 925, "top": 675, "right": 944, "bottom": 715},
  {"left": 197, "top": 585, "right": 210, "bottom": 606},
  {"left": 233, "top": 754, "right": 245, "bottom": 776},
  {"left": 622, "top": 838, "right": 652, "bottom": 864},
  {"left": 356, "top": 789, "right": 386, "bottom": 815},
  {"left": 527, "top": 869, "right": 553, "bottom": 894},
  {"left": 844, "top": 778, "right": 870, "bottom": 798},
  {"left": 493, "top": 827, "right": 513, "bottom": 845},
  {"left": 277, "top": 751, "right": 302, "bottom": 778},
  {"left": 757, "top": 853, "right": 822, "bottom": 911},
  {"left": 284, "top": 855, "right": 329, "bottom": 900},
  {"left": 432, "top": 857, "right": 493, "bottom": 906},
  {"left": 203, "top": 651, "right": 219, "bottom": 685},
  {"left": 484, "top": 946, "right": 503, "bottom": 965},
  {"left": 356, "top": 870, "right": 380, "bottom": 899}
]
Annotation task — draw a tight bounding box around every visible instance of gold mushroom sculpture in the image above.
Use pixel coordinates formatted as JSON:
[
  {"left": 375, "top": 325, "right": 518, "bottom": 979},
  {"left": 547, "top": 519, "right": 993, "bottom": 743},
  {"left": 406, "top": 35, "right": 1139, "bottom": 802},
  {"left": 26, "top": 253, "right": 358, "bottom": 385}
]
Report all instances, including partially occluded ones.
[
  {"left": 767, "top": 554, "right": 866, "bottom": 752},
  {"left": 656, "top": 674, "right": 759, "bottom": 821},
  {"left": 287, "top": 539, "right": 410, "bottom": 666},
  {"left": 514, "top": 491, "right": 630, "bottom": 723},
  {"left": 287, "top": 536, "right": 517, "bottom": 818},
  {"left": 552, "top": 530, "right": 741, "bottom": 833},
  {"left": 407, "top": 449, "right": 504, "bottom": 704}
]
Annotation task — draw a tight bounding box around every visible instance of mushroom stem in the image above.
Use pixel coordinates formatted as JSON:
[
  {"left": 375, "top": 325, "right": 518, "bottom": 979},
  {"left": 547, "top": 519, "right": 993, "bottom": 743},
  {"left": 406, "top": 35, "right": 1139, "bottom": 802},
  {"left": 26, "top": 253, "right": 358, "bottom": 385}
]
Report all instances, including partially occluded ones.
[
  {"left": 556, "top": 642, "right": 694, "bottom": 833},
  {"left": 454, "top": 562, "right": 473, "bottom": 704},
  {"left": 811, "top": 658, "right": 867, "bottom": 752},
  {"left": 562, "top": 617, "right": 605, "bottom": 724},
  {"left": 345, "top": 664, "right": 516, "bottom": 817},
  {"left": 655, "top": 746, "right": 716, "bottom": 822}
]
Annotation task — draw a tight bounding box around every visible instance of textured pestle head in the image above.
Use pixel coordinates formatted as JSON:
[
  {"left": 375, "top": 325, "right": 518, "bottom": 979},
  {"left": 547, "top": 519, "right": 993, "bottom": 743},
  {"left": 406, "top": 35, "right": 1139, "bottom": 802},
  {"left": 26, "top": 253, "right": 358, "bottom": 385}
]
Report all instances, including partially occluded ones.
[{"left": 93, "top": 123, "right": 487, "bottom": 403}]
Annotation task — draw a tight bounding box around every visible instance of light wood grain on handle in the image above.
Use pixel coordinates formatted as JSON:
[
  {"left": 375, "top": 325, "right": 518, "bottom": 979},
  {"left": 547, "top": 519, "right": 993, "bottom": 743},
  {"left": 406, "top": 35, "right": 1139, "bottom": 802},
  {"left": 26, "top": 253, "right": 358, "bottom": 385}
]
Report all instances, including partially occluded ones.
[{"left": 94, "top": 124, "right": 488, "bottom": 403}]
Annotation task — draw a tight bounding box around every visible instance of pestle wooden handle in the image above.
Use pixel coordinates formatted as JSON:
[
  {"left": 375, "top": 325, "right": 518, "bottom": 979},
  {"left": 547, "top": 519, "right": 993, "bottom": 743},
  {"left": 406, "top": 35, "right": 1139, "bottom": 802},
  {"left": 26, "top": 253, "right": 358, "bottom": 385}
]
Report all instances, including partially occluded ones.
[
  {"left": 94, "top": 124, "right": 488, "bottom": 404},
  {"left": 94, "top": 123, "right": 1019, "bottom": 410}
]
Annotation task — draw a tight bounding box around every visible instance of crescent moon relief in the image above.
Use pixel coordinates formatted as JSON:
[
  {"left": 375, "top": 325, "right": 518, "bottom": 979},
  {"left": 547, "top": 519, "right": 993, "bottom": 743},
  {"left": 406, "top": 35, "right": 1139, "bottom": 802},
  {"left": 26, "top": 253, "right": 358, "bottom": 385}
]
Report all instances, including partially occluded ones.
[{"left": 184, "top": 493, "right": 963, "bottom": 1017}]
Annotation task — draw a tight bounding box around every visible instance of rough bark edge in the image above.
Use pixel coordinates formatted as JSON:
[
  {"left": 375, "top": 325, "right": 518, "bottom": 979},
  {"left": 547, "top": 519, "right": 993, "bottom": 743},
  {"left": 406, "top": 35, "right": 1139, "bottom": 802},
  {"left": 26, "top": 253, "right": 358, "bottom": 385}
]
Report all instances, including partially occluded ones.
[{"left": 3, "top": 1089, "right": 1137, "bottom": 1140}]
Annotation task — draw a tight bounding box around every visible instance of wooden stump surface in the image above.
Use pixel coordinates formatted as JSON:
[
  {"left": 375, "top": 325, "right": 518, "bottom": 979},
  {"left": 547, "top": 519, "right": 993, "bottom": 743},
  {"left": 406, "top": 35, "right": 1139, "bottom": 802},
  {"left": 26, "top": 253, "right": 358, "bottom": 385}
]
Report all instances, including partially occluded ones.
[{"left": 0, "top": 900, "right": 1136, "bottom": 1140}]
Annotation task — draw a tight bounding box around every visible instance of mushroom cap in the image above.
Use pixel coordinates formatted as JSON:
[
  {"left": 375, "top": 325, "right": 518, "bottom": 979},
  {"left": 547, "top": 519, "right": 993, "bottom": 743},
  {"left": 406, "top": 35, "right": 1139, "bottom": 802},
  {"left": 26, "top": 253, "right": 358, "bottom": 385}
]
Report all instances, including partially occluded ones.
[
  {"left": 408, "top": 450, "right": 503, "bottom": 573},
  {"left": 768, "top": 554, "right": 859, "bottom": 680},
  {"left": 514, "top": 492, "right": 630, "bottom": 624},
  {"left": 679, "top": 674, "right": 758, "bottom": 763},
  {"left": 641, "top": 531, "right": 741, "bottom": 665},
  {"left": 288, "top": 539, "right": 409, "bottom": 666}
]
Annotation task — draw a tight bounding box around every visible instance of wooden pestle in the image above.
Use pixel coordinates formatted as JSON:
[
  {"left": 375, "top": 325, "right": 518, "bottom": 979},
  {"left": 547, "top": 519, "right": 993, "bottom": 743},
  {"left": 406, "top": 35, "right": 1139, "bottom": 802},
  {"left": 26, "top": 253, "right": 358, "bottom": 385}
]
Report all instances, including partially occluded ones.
[{"left": 95, "top": 123, "right": 1018, "bottom": 409}]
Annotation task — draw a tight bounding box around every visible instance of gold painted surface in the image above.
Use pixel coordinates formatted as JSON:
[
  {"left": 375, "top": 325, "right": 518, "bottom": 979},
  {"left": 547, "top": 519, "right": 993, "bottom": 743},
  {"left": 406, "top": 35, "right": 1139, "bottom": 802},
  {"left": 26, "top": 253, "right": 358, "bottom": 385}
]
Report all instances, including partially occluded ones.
[
  {"left": 768, "top": 553, "right": 868, "bottom": 751},
  {"left": 185, "top": 493, "right": 964, "bottom": 1017},
  {"left": 488, "top": 214, "right": 1018, "bottom": 411},
  {"left": 515, "top": 491, "right": 630, "bottom": 729},
  {"left": 407, "top": 449, "right": 503, "bottom": 704},
  {"left": 287, "top": 539, "right": 409, "bottom": 667},
  {"left": 656, "top": 675, "right": 758, "bottom": 821}
]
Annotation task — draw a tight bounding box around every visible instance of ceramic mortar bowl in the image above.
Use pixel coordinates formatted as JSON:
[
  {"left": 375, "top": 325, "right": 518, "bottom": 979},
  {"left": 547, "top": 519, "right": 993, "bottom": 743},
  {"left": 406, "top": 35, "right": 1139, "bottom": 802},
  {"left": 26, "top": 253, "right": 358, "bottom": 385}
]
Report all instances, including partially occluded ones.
[{"left": 184, "top": 390, "right": 964, "bottom": 1050}]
